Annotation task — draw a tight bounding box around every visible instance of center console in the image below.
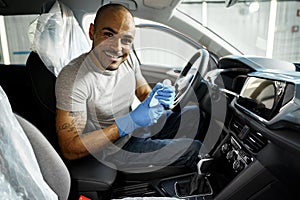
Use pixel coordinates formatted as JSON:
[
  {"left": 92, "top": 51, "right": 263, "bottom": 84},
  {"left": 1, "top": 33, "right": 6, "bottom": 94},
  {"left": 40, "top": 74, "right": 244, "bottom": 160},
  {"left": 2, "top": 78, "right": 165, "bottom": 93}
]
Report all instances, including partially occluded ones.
[
  {"left": 204, "top": 71, "right": 297, "bottom": 199},
  {"left": 148, "top": 67, "right": 300, "bottom": 200},
  {"left": 158, "top": 72, "right": 298, "bottom": 199}
]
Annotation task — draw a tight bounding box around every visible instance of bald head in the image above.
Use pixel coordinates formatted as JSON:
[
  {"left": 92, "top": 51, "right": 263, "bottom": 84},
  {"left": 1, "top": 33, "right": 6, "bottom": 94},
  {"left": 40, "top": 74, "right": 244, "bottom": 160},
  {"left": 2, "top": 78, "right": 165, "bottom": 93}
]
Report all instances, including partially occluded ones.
[{"left": 94, "top": 4, "right": 134, "bottom": 28}]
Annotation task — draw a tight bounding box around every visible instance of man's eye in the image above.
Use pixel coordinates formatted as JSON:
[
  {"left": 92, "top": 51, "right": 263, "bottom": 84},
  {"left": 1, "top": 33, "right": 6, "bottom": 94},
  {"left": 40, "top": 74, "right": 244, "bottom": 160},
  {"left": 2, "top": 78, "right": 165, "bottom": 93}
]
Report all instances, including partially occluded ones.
[
  {"left": 121, "top": 38, "right": 133, "bottom": 45},
  {"left": 104, "top": 32, "right": 113, "bottom": 37}
]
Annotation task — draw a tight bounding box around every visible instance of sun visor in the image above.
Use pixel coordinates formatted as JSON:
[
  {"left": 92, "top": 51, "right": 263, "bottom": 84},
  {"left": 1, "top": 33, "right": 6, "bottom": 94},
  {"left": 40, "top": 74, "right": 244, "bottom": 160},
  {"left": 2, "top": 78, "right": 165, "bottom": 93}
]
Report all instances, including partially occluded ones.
[
  {"left": 28, "top": 1, "right": 90, "bottom": 76},
  {"left": 144, "top": 0, "right": 174, "bottom": 9},
  {"left": 103, "top": 0, "right": 137, "bottom": 10}
]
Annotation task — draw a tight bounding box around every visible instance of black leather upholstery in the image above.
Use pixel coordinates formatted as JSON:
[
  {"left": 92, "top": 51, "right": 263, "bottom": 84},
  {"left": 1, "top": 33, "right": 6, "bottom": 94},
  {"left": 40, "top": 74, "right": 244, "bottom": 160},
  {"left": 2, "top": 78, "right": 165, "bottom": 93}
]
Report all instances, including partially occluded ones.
[
  {"left": 67, "top": 156, "right": 117, "bottom": 191},
  {"left": 0, "top": 63, "right": 39, "bottom": 126},
  {"left": 26, "top": 51, "right": 59, "bottom": 150}
]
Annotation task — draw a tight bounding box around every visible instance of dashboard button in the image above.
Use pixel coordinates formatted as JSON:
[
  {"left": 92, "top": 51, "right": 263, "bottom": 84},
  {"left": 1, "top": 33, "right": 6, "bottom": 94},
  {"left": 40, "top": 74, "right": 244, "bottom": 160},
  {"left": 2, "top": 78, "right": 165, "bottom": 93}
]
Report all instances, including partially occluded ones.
[
  {"left": 233, "top": 159, "right": 245, "bottom": 171},
  {"left": 226, "top": 150, "right": 237, "bottom": 160},
  {"left": 221, "top": 143, "right": 230, "bottom": 153}
]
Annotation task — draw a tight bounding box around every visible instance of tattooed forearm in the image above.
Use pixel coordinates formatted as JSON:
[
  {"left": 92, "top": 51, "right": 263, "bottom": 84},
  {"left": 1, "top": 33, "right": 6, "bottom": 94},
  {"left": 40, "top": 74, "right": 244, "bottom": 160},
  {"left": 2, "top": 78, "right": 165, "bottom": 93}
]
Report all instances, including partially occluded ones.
[
  {"left": 56, "top": 108, "right": 120, "bottom": 160},
  {"left": 57, "top": 111, "right": 86, "bottom": 134}
]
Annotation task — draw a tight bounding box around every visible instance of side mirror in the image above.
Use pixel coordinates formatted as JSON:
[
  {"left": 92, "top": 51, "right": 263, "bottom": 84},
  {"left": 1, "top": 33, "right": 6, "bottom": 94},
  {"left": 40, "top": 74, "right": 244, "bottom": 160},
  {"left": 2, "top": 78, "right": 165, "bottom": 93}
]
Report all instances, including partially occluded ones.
[{"left": 225, "top": 0, "right": 239, "bottom": 7}]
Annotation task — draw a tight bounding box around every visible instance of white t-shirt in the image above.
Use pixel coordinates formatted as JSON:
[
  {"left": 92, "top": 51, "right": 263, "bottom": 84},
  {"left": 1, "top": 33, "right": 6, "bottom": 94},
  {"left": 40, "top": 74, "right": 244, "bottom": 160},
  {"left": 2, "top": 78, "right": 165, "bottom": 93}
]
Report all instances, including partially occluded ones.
[{"left": 55, "top": 52, "right": 147, "bottom": 133}]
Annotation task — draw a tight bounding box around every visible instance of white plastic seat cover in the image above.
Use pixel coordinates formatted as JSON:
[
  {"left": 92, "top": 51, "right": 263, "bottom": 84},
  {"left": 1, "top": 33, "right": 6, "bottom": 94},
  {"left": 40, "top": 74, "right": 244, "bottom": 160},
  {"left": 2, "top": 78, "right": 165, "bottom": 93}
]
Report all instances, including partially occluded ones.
[
  {"left": 28, "top": 0, "right": 90, "bottom": 76},
  {"left": 0, "top": 86, "right": 58, "bottom": 199}
]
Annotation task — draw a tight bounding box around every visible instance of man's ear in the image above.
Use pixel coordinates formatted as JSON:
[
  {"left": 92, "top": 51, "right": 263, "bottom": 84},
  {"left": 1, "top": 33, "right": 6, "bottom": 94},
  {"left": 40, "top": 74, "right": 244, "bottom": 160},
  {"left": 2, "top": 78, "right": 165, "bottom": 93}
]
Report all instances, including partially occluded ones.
[{"left": 89, "top": 23, "right": 95, "bottom": 40}]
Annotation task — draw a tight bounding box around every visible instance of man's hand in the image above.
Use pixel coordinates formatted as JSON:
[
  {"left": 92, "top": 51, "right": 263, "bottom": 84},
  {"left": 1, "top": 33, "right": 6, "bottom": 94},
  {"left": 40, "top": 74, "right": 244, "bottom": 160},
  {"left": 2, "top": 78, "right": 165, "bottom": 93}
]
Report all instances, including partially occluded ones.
[
  {"left": 155, "top": 84, "right": 175, "bottom": 108},
  {"left": 116, "top": 83, "right": 166, "bottom": 137}
]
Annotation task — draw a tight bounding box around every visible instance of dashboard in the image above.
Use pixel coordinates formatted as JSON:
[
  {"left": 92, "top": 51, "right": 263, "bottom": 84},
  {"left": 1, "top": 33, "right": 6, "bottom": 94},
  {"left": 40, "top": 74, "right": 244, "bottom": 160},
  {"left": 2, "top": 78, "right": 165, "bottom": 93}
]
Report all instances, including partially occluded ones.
[{"left": 202, "top": 55, "right": 300, "bottom": 199}]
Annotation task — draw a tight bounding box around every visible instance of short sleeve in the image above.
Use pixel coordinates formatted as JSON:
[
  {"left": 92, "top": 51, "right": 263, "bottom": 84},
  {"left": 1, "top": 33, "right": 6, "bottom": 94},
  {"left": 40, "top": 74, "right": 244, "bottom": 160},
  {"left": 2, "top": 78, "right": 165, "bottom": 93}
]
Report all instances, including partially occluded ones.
[{"left": 55, "top": 64, "right": 87, "bottom": 112}]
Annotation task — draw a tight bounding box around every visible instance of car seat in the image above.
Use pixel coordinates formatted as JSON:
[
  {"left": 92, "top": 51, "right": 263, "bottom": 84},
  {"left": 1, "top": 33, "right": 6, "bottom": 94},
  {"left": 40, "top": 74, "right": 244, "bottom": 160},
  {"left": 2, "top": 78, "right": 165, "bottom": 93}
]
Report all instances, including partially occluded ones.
[
  {"left": 0, "top": 84, "right": 70, "bottom": 199},
  {"left": 16, "top": 114, "right": 71, "bottom": 200}
]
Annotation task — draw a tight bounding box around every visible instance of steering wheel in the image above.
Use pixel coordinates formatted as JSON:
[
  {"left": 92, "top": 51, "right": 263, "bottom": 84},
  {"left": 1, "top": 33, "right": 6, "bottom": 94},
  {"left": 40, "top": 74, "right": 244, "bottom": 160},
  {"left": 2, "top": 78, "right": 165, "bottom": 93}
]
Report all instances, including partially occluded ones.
[{"left": 171, "top": 48, "right": 210, "bottom": 111}]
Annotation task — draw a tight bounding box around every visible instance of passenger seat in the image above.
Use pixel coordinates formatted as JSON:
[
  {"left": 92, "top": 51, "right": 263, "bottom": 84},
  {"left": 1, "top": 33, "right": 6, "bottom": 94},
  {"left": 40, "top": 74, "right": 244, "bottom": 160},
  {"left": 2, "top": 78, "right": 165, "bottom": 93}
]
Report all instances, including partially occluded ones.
[
  {"left": 16, "top": 114, "right": 71, "bottom": 200},
  {"left": 0, "top": 85, "right": 70, "bottom": 200}
]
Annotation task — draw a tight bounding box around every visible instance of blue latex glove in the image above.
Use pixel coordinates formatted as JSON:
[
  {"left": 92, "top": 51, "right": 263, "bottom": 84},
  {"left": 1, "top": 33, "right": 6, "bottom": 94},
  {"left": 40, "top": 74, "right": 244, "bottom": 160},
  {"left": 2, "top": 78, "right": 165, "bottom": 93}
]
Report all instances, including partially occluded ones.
[
  {"left": 116, "top": 83, "right": 165, "bottom": 137},
  {"left": 156, "top": 85, "right": 175, "bottom": 108}
]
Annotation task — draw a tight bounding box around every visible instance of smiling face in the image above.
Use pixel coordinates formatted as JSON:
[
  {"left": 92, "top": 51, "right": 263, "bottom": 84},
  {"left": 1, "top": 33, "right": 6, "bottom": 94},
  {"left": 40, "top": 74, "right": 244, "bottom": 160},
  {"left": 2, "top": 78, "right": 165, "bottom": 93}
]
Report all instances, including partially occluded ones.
[{"left": 89, "top": 6, "right": 135, "bottom": 71}]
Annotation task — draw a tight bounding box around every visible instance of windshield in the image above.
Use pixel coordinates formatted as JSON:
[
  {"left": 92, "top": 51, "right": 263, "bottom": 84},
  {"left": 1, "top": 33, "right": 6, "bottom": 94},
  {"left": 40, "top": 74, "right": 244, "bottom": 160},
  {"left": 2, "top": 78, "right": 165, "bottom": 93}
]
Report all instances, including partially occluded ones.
[{"left": 178, "top": 0, "right": 300, "bottom": 63}]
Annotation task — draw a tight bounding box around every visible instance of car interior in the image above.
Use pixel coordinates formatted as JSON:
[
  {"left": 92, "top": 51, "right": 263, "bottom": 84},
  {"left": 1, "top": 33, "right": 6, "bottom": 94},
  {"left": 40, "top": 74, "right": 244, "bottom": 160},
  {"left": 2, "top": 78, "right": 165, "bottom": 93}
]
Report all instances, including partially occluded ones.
[{"left": 0, "top": 0, "right": 300, "bottom": 200}]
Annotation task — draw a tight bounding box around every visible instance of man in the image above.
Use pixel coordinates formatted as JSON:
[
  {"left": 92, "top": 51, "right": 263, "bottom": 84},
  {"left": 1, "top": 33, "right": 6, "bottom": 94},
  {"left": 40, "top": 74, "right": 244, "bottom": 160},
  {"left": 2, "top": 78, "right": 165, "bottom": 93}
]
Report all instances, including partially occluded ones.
[{"left": 55, "top": 4, "right": 201, "bottom": 170}]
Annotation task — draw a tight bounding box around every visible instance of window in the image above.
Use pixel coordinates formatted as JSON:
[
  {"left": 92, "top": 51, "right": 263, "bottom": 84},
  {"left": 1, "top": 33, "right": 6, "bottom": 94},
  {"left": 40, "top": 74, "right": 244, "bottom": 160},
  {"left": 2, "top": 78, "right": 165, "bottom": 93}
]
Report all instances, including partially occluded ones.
[
  {"left": 0, "top": 15, "right": 38, "bottom": 65},
  {"left": 178, "top": 0, "right": 300, "bottom": 63},
  {"left": 134, "top": 25, "right": 199, "bottom": 68}
]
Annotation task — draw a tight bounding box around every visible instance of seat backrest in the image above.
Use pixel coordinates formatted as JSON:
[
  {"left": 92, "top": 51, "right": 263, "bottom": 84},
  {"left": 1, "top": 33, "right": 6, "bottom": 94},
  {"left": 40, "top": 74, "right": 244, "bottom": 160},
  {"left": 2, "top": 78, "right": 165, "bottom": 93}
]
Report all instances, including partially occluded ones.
[
  {"left": 16, "top": 114, "right": 71, "bottom": 200},
  {"left": 26, "top": 51, "right": 59, "bottom": 150},
  {"left": 0, "top": 85, "right": 70, "bottom": 200},
  {"left": 27, "top": 51, "right": 56, "bottom": 114},
  {"left": 28, "top": 0, "right": 90, "bottom": 76},
  {"left": 26, "top": 0, "right": 90, "bottom": 151}
]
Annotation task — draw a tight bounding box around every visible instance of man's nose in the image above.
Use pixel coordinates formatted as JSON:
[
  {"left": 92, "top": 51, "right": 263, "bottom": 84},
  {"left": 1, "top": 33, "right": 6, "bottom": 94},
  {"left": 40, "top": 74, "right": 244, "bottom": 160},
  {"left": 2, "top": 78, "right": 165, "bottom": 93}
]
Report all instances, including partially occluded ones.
[{"left": 111, "top": 37, "right": 122, "bottom": 52}]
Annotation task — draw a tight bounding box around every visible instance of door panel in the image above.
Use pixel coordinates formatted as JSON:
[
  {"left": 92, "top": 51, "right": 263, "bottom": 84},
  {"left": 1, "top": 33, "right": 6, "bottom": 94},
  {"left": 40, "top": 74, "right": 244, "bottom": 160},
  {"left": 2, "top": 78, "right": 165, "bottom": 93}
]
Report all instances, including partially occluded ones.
[{"left": 141, "top": 64, "right": 181, "bottom": 87}]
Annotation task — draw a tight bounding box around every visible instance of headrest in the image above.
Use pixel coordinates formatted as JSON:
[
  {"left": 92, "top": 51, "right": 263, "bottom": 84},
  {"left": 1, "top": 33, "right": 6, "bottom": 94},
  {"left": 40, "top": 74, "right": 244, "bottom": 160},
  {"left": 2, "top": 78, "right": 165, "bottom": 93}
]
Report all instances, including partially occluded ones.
[{"left": 28, "top": 1, "right": 90, "bottom": 76}]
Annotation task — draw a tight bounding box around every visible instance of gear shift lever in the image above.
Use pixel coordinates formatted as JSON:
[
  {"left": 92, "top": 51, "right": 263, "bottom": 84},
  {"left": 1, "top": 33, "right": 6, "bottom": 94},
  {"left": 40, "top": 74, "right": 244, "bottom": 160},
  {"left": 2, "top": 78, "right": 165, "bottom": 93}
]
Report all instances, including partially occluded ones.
[
  {"left": 197, "top": 157, "right": 214, "bottom": 175},
  {"left": 189, "top": 157, "right": 213, "bottom": 195},
  {"left": 174, "top": 155, "right": 214, "bottom": 197}
]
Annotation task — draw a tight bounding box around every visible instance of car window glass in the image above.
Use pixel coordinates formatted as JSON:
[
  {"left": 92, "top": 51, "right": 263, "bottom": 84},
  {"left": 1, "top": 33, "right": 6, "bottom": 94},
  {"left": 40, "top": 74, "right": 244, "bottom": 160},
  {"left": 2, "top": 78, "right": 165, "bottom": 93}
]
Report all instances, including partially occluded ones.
[
  {"left": 0, "top": 15, "right": 38, "bottom": 65},
  {"left": 134, "top": 26, "right": 198, "bottom": 69},
  {"left": 178, "top": 0, "right": 300, "bottom": 63}
]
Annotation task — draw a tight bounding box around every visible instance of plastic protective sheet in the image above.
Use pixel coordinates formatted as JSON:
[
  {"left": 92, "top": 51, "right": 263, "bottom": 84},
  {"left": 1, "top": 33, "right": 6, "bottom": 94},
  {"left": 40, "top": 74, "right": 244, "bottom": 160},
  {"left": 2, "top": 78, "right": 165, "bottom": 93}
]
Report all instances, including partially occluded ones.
[
  {"left": 28, "top": 1, "right": 90, "bottom": 76},
  {"left": 0, "top": 86, "right": 58, "bottom": 200}
]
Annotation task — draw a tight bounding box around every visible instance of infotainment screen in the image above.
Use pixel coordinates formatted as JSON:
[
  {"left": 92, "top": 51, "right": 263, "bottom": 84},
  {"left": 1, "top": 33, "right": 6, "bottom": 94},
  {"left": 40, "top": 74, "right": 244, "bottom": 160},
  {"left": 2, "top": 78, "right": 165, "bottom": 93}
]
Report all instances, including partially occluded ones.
[{"left": 236, "top": 77, "right": 286, "bottom": 120}]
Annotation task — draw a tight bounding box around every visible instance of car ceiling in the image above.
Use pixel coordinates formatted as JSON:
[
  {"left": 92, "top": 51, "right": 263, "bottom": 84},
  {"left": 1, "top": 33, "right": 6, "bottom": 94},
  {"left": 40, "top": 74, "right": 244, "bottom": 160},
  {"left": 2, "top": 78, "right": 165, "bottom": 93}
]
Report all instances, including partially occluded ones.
[
  {"left": 0, "top": 0, "right": 240, "bottom": 57},
  {"left": 0, "top": 0, "right": 179, "bottom": 22}
]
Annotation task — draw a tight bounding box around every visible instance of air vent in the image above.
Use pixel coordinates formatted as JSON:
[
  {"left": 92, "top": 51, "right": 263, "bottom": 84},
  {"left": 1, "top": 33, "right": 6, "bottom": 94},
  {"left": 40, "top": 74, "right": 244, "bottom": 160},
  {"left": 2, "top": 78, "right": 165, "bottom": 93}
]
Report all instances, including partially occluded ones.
[
  {"left": 243, "top": 131, "right": 268, "bottom": 153},
  {"left": 230, "top": 117, "right": 268, "bottom": 153},
  {"left": 230, "top": 118, "right": 243, "bottom": 133}
]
